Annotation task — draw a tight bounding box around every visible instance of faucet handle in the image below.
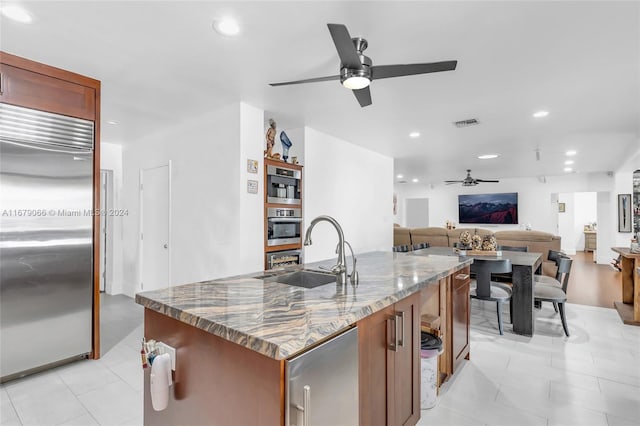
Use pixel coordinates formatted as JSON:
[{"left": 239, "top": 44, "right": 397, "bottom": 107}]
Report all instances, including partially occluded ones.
[{"left": 344, "top": 240, "right": 358, "bottom": 286}]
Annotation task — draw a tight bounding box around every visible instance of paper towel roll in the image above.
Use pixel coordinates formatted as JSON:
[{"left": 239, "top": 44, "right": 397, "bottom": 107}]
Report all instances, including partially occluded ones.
[{"left": 150, "top": 353, "right": 172, "bottom": 411}]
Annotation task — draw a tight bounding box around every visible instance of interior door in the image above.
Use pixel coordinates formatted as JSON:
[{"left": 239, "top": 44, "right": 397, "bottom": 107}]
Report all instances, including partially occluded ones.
[{"left": 140, "top": 165, "right": 170, "bottom": 291}]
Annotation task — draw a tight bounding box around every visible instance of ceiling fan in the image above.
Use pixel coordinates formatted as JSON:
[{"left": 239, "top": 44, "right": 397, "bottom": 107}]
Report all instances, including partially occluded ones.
[
  {"left": 445, "top": 170, "right": 500, "bottom": 186},
  {"left": 269, "top": 23, "right": 458, "bottom": 107}
]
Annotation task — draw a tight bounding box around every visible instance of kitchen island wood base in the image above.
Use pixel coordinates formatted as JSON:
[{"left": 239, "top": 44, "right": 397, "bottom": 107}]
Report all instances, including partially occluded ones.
[{"left": 143, "top": 309, "right": 284, "bottom": 426}]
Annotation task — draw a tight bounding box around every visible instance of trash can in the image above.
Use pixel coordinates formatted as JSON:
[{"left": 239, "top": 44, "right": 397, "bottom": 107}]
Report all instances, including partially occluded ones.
[{"left": 420, "top": 331, "right": 443, "bottom": 409}]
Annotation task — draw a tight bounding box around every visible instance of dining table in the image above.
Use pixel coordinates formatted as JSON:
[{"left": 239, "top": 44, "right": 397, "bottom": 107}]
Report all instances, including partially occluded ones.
[{"left": 410, "top": 246, "right": 543, "bottom": 336}]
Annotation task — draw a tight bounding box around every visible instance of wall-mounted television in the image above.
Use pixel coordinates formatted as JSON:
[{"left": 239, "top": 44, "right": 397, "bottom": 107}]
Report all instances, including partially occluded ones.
[{"left": 458, "top": 193, "right": 518, "bottom": 224}]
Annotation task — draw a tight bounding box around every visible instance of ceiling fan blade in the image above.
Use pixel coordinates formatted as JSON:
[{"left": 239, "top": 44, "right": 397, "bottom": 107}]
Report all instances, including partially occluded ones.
[
  {"left": 327, "top": 24, "right": 362, "bottom": 69},
  {"left": 444, "top": 180, "right": 464, "bottom": 184},
  {"left": 371, "top": 61, "right": 457, "bottom": 80},
  {"left": 352, "top": 86, "right": 372, "bottom": 107},
  {"left": 475, "top": 179, "right": 500, "bottom": 183},
  {"left": 269, "top": 75, "right": 340, "bottom": 87}
]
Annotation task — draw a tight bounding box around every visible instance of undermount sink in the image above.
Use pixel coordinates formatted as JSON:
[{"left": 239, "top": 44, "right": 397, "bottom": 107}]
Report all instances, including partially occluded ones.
[{"left": 257, "top": 270, "right": 336, "bottom": 289}]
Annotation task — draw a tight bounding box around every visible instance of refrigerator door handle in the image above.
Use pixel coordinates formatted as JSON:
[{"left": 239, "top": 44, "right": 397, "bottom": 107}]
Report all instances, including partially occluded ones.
[
  {"left": 0, "top": 138, "right": 92, "bottom": 154},
  {"left": 294, "top": 385, "right": 310, "bottom": 426}
]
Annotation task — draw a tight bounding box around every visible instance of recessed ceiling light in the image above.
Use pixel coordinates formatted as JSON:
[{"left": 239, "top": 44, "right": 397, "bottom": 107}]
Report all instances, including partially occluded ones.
[
  {"left": 396, "top": 174, "right": 403, "bottom": 179},
  {"left": 1, "top": 4, "right": 32, "bottom": 23},
  {"left": 564, "top": 160, "right": 574, "bottom": 165},
  {"left": 107, "top": 120, "right": 118, "bottom": 125},
  {"left": 412, "top": 178, "right": 419, "bottom": 183},
  {"left": 212, "top": 17, "right": 240, "bottom": 36},
  {"left": 478, "top": 154, "right": 499, "bottom": 160},
  {"left": 409, "top": 132, "right": 420, "bottom": 138},
  {"left": 565, "top": 150, "right": 577, "bottom": 156},
  {"left": 564, "top": 167, "right": 573, "bottom": 172},
  {"left": 533, "top": 110, "right": 549, "bottom": 118}
]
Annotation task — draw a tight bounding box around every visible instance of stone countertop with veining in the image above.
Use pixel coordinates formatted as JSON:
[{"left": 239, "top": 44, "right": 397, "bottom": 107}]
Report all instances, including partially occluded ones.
[{"left": 135, "top": 251, "right": 471, "bottom": 360}]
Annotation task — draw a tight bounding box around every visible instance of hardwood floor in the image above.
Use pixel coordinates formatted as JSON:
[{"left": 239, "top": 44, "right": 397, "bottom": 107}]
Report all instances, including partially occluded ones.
[{"left": 565, "top": 251, "right": 622, "bottom": 308}]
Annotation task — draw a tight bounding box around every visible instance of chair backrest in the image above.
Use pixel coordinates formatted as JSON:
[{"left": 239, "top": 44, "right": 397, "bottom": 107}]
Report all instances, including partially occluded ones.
[
  {"left": 548, "top": 249, "right": 565, "bottom": 264},
  {"left": 556, "top": 257, "right": 573, "bottom": 292},
  {"left": 412, "top": 242, "right": 430, "bottom": 250},
  {"left": 393, "top": 244, "right": 410, "bottom": 253},
  {"left": 498, "top": 245, "right": 528, "bottom": 252},
  {"left": 470, "top": 259, "right": 512, "bottom": 298}
]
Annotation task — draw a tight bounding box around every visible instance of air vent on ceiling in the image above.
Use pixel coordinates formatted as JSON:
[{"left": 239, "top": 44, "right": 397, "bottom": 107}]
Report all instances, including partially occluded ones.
[{"left": 453, "top": 118, "right": 479, "bottom": 128}]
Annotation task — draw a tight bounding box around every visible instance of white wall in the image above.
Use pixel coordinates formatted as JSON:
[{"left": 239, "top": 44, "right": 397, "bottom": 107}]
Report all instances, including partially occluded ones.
[
  {"left": 395, "top": 173, "right": 614, "bottom": 234},
  {"left": 239, "top": 103, "right": 266, "bottom": 272},
  {"left": 100, "top": 142, "right": 123, "bottom": 294},
  {"left": 120, "top": 102, "right": 266, "bottom": 296},
  {"left": 303, "top": 127, "right": 393, "bottom": 263}
]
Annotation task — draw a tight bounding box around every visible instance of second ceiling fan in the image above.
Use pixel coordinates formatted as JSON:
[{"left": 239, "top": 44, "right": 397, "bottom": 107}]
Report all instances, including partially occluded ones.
[
  {"left": 269, "top": 23, "right": 458, "bottom": 107},
  {"left": 445, "top": 170, "right": 500, "bottom": 186}
]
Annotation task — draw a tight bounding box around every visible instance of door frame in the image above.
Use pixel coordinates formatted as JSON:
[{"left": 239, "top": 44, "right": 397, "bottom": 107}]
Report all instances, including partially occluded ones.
[
  {"left": 99, "top": 169, "right": 114, "bottom": 293},
  {"left": 138, "top": 162, "right": 172, "bottom": 292}
]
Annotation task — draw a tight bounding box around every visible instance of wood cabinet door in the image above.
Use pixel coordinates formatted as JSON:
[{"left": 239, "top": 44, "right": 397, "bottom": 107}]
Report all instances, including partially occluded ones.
[
  {"left": 358, "top": 305, "right": 394, "bottom": 426},
  {"left": 392, "top": 292, "right": 420, "bottom": 426},
  {"left": 0, "top": 63, "right": 96, "bottom": 120},
  {"left": 450, "top": 267, "right": 471, "bottom": 371}
]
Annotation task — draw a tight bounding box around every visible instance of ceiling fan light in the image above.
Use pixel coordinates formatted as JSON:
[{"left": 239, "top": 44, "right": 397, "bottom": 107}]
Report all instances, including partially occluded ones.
[{"left": 342, "top": 76, "right": 370, "bottom": 90}]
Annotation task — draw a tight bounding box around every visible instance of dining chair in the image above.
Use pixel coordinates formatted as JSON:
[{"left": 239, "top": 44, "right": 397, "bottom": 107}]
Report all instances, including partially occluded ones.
[
  {"left": 392, "top": 245, "right": 410, "bottom": 253},
  {"left": 535, "top": 257, "right": 573, "bottom": 314},
  {"left": 534, "top": 260, "right": 571, "bottom": 336},
  {"left": 412, "top": 242, "right": 430, "bottom": 251},
  {"left": 470, "top": 258, "right": 513, "bottom": 335},
  {"left": 498, "top": 245, "right": 528, "bottom": 252}
]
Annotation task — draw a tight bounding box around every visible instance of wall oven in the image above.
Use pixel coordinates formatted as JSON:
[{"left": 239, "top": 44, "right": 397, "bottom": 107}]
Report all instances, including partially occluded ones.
[{"left": 267, "top": 208, "right": 302, "bottom": 247}]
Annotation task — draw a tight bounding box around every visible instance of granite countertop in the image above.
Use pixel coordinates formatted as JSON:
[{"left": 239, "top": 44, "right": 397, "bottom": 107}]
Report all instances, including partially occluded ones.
[{"left": 135, "top": 251, "right": 471, "bottom": 360}]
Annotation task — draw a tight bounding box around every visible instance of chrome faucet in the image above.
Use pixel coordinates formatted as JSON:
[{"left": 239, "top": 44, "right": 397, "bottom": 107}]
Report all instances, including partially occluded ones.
[{"left": 304, "top": 215, "right": 348, "bottom": 285}]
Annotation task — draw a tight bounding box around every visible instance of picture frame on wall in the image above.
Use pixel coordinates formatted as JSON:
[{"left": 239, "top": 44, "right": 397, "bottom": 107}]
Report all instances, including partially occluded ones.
[
  {"left": 558, "top": 202, "right": 566, "bottom": 213},
  {"left": 618, "top": 194, "right": 632, "bottom": 232}
]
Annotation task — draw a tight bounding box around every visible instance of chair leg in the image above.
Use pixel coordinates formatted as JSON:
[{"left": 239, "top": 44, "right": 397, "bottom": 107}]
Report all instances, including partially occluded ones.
[
  {"left": 553, "top": 302, "right": 559, "bottom": 313},
  {"left": 496, "top": 301, "right": 504, "bottom": 335},
  {"left": 509, "top": 299, "right": 513, "bottom": 324},
  {"left": 558, "top": 302, "right": 570, "bottom": 337}
]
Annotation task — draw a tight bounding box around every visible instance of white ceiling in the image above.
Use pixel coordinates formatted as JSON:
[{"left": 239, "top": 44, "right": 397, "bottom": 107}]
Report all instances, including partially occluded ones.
[{"left": 2, "top": 1, "right": 639, "bottom": 185}]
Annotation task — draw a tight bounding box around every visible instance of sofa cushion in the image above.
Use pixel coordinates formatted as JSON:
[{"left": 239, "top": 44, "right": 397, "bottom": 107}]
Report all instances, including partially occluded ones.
[
  {"left": 393, "top": 227, "right": 412, "bottom": 247},
  {"left": 493, "top": 230, "right": 556, "bottom": 242},
  {"left": 411, "top": 227, "right": 449, "bottom": 248}
]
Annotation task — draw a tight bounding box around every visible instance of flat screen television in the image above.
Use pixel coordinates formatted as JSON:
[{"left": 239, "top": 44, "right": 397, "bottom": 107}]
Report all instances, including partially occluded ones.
[{"left": 458, "top": 193, "right": 518, "bottom": 224}]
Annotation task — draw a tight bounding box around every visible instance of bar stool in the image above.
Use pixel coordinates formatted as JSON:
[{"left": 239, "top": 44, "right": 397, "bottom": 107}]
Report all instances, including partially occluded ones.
[{"left": 392, "top": 245, "right": 410, "bottom": 253}]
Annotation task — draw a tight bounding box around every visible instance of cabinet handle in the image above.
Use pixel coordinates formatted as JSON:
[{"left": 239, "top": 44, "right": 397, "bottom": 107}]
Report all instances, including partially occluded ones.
[
  {"left": 388, "top": 316, "right": 398, "bottom": 352},
  {"left": 455, "top": 274, "right": 470, "bottom": 280},
  {"left": 294, "top": 385, "right": 310, "bottom": 426},
  {"left": 397, "top": 312, "right": 405, "bottom": 348},
  {"left": 0, "top": 72, "right": 3, "bottom": 95}
]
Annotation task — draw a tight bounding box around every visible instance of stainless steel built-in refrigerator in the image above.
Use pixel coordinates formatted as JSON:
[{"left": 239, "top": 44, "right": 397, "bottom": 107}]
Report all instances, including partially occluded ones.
[{"left": 0, "top": 103, "right": 94, "bottom": 381}]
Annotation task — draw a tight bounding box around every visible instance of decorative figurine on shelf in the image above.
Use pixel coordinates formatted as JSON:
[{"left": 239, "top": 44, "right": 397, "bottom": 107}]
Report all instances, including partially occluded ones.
[
  {"left": 264, "top": 119, "right": 281, "bottom": 160},
  {"left": 459, "top": 231, "right": 472, "bottom": 249},
  {"left": 471, "top": 234, "right": 482, "bottom": 250},
  {"left": 481, "top": 235, "right": 498, "bottom": 251},
  {"left": 280, "top": 131, "right": 293, "bottom": 163}
]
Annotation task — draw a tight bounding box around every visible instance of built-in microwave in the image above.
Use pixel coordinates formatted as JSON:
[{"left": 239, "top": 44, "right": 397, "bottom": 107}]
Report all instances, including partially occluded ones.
[
  {"left": 267, "top": 208, "right": 302, "bottom": 246},
  {"left": 266, "top": 164, "right": 301, "bottom": 205}
]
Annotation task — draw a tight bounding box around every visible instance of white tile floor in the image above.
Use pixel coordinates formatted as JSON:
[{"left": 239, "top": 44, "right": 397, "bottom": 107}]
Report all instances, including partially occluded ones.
[
  {"left": 418, "top": 300, "right": 640, "bottom": 426},
  {"left": 2, "top": 300, "right": 640, "bottom": 425}
]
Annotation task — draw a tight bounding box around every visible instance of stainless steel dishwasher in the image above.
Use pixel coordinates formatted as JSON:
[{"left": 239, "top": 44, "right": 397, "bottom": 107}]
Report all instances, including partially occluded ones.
[{"left": 286, "top": 326, "right": 359, "bottom": 426}]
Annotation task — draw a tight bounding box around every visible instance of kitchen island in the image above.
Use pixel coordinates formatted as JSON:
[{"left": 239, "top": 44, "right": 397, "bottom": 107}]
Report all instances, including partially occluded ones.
[{"left": 136, "top": 251, "right": 472, "bottom": 425}]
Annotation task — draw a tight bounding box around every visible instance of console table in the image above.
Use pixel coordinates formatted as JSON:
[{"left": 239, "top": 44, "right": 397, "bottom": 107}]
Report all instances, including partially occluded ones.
[{"left": 612, "top": 247, "right": 640, "bottom": 326}]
